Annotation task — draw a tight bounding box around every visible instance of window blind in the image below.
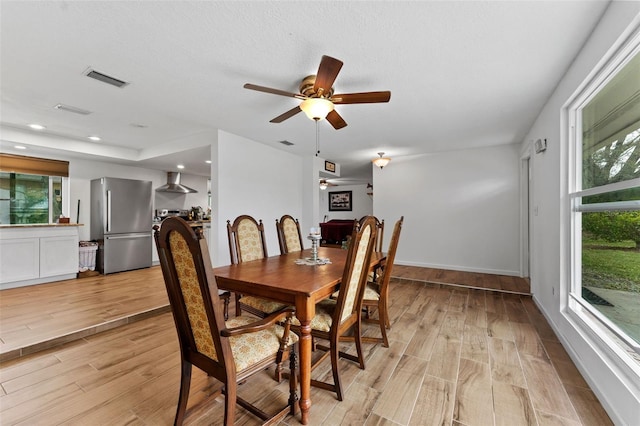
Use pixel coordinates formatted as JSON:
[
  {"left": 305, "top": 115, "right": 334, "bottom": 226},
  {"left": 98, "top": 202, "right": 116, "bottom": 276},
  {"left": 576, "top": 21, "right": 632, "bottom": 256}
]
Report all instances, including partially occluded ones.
[{"left": 0, "top": 153, "right": 69, "bottom": 177}]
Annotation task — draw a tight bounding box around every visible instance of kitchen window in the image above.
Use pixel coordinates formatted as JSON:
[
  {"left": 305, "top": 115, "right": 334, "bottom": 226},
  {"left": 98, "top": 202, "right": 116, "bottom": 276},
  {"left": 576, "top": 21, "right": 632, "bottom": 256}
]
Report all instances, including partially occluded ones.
[
  {"left": 567, "top": 33, "right": 640, "bottom": 357},
  {"left": 0, "top": 173, "right": 64, "bottom": 224},
  {"left": 0, "top": 154, "right": 69, "bottom": 225}
]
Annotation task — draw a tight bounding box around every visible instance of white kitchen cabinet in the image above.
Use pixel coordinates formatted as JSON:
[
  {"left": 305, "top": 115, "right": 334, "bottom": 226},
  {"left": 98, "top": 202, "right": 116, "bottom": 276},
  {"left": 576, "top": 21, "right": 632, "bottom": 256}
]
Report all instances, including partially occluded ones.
[
  {"left": 0, "top": 225, "right": 80, "bottom": 289},
  {"left": 40, "top": 235, "right": 79, "bottom": 278},
  {"left": 0, "top": 237, "right": 39, "bottom": 283}
]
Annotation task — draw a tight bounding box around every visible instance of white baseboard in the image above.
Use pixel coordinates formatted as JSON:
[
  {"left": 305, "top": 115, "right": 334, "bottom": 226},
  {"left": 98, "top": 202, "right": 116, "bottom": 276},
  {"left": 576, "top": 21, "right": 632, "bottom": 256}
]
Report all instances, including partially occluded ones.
[
  {"left": 395, "top": 260, "right": 521, "bottom": 277},
  {"left": 0, "top": 273, "right": 78, "bottom": 290},
  {"left": 531, "top": 295, "right": 639, "bottom": 426}
]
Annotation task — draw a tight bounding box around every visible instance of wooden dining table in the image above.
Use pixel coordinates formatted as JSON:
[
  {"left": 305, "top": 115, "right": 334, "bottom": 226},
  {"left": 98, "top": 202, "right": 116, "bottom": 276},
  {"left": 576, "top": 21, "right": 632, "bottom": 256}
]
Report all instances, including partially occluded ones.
[{"left": 211, "top": 246, "right": 385, "bottom": 424}]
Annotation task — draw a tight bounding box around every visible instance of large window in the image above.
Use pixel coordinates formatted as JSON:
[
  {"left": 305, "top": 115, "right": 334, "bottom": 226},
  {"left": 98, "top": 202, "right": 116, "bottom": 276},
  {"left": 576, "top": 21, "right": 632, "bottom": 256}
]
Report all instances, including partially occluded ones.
[
  {"left": 0, "top": 154, "right": 68, "bottom": 225},
  {"left": 569, "top": 43, "right": 640, "bottom": 355},
  {"left": 0, "top": 173, "right": 63, "bottom": 224}
]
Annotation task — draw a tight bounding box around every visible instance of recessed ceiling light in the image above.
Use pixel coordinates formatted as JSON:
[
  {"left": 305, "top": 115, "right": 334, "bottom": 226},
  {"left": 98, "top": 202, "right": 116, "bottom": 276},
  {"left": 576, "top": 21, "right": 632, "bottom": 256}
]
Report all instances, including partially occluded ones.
[
  {"left": 88, "top": 136, "right": 101, "bottom": 141},
  {"left": 205, "top": 160, "right": 212, "bottom": 164},
  {"left": 14, "top": 145, "right": 27, "bottom": 150},
  {"left": 28, "top": 123, "right": 46, "bottom": 130},
  {"left": 177, "top": 164, "right": 185, "bottom": 169}
]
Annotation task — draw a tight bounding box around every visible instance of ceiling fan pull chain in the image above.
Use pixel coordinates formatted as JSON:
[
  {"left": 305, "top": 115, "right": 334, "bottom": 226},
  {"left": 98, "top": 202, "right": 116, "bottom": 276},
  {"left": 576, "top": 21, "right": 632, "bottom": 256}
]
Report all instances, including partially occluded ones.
[{"left": 315, "top": 118, "right": 320, "bottom": 156}]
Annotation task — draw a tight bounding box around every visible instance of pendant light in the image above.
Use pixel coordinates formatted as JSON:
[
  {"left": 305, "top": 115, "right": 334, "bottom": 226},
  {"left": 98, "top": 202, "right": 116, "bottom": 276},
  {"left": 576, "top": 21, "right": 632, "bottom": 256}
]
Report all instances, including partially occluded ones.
[{"left": 372, "top": 152, "right": 391, "bottom": 169}]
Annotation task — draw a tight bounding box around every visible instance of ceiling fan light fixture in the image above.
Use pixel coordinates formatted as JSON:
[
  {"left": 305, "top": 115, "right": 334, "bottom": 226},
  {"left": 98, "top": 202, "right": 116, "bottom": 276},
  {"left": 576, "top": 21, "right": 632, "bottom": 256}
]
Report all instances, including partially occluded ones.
[
  {"left": 300, "top": 98, "right": 334, "bottom": 121},
  {"left": 372, "top": 152, "right": 391, "bottom": 169},
  {"left": 319, "top": 179, "right": 328, "bottom": 190}
]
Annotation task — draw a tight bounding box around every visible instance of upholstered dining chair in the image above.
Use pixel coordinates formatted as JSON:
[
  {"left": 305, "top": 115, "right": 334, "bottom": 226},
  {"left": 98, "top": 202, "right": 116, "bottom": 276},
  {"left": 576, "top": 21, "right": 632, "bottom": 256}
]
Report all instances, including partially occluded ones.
[
  {"left": 373, "top": 217, "right": 384, "bottom": 253},
  {"left": 275, "top": 214, "right": 304, "bottom": 254},
  {"left": 227, "top": 215, "right": 288, "bottom": 318},
  {"left": 154, "top": 217, "right": 298, "bottom": 426},
  {"left": 290, "top": 216, "right": 378, "bottom": 401},
  {"left": 359, "top": 216, "right": 384, "bottom": 253},
  {"left": 359, "top": 216, "right": 385, "bottom": 284},
  {"left": 362, "top": 216, "right": 403, "bottom": 348}
]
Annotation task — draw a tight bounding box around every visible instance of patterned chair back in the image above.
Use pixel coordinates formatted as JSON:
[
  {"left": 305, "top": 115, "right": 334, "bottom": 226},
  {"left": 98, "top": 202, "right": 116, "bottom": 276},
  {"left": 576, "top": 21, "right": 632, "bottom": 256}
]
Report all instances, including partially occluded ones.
[
  {"left": 360, "top": 216, "right": 384, "bottom": 252},
  {"left": 276, "top": 214, "right": 304, "bottom": 254},
  {"left": 227, "top": 215, "right": 268, "bottom": 264},
  {"left": 154, "top": 218, "right": 230, "bottom": 370},
  {"left": 334, "top": 216, "right": 377, "bottom": 326}
]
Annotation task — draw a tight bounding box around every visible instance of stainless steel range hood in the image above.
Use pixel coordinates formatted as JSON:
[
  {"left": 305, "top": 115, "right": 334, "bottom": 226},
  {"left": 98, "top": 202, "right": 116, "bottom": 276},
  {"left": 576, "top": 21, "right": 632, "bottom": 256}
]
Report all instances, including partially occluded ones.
[{"left": 155, "top": 172, "right": 197, "bottom": 193}]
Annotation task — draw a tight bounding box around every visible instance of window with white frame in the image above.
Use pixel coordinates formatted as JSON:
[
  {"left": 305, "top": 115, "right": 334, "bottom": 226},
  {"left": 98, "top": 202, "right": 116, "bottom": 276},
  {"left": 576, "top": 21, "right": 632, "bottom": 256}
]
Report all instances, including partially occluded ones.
[
  {"left": 0, "top": 173, "right": 65, "bottom": 224},
  {"left": 568, "top": 38, "right": 640, "bottom": 356}
]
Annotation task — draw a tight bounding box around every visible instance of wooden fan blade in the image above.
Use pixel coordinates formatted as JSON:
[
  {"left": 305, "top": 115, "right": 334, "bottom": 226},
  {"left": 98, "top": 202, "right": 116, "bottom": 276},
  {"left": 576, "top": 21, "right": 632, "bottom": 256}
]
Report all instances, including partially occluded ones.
[
  {"left": 326, "top": 109, "right": 347, "bottom": 130},
  {"left": 314, "top": 56, "right": 343, "bottom": 96},
  {"left": 270, "top": 106, "right": 302, "bottom": 123},
  {"left": 244, "top": 83, "right": 305, "bottom": 99},
  {"left": 331, "top": 91, "right": 391, "bottom": 104}
]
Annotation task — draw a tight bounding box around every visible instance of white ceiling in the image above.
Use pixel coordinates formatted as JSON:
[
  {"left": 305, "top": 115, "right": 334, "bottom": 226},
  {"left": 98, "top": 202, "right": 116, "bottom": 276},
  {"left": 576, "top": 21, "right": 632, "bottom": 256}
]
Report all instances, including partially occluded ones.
[{"left": 0, "top": 1, "right": 610, "bottom": 181}]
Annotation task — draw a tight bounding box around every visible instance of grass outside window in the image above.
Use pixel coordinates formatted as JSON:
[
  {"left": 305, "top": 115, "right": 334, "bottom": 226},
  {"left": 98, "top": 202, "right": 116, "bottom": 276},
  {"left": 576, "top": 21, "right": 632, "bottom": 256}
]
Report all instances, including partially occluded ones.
[{"left": 582, "top": 238, "right": 640, "bottom": 292}]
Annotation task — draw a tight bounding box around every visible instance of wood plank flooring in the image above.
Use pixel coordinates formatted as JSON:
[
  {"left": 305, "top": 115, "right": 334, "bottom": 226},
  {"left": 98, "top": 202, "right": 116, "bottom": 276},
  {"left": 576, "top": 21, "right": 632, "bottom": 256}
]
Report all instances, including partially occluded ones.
[
  {"left": 0, "top": 266, "right": 529, "bottom": 362},
  {"left": 393, "top": 265, "right": 530, "bottom": 295},
  {"left": 0, "top": 269, "right": 610, "bottom": 425},
  {"left": 0, "top": 268, "right": 169, "bottom": 361}
]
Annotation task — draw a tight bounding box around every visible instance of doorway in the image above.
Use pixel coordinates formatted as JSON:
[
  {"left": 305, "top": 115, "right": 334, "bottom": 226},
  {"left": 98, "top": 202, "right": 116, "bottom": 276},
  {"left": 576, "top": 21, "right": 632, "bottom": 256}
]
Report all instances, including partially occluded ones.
[{"left": 520, "top": 154, "right": 532, "bottom": 279}]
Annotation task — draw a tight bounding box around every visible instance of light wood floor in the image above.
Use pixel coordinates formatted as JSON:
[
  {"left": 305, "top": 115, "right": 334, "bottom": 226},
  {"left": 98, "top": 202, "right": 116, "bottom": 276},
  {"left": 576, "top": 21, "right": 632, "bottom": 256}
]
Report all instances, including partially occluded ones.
[
  {"left": 0, "top": 266, "right": 529, "bottom": 362},
  {"left": 0, "top": 268, "right": 610, "bottom": 425},
  {"left": 0, "top": 268, "right": 169, "bottom": 362},
  {"left": 393, "top": 265, "right": 531, "bottom": 295}
]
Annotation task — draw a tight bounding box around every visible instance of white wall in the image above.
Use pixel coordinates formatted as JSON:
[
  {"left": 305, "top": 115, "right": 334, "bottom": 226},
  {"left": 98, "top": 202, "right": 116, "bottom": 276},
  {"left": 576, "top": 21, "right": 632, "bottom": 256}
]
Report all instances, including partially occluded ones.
[
  {"left": 522, "top": 4, "right": 640, "bottom": 424},
  {"left": 319, "top": 183, "right": 373, "bottom": 222},
  {"left": 210, "top": 130, "right": 304, "bottom": 266},
  {"left": 374, "top": 144, "right": 521, "bottom": 275}
]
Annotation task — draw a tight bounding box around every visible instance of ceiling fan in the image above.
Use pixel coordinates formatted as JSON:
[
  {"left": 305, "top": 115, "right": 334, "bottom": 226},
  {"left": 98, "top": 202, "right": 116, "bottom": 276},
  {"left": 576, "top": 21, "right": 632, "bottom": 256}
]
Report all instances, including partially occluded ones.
[
  {"left": 244, "top": 55, "right": 391, "bottom": 130},
  {"left": 319, "top": 178, "right": 338, "bottom": 190}
]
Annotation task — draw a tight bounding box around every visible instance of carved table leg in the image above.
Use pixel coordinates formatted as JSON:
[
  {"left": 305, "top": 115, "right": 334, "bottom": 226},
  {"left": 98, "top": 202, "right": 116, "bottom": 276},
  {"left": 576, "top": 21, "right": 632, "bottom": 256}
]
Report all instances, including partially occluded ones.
[{"left": 296, "top": 298, "right": 314, "bottom": 425}]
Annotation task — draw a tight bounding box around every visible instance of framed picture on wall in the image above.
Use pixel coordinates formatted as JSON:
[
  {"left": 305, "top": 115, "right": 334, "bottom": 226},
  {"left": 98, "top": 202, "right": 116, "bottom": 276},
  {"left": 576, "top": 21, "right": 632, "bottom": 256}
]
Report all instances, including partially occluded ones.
[
  {"left": 325, "top": 160, "right": 336, "bottom": 173},
  {"left": 328, "top": 190, "right": 352, "bottom": 211}
]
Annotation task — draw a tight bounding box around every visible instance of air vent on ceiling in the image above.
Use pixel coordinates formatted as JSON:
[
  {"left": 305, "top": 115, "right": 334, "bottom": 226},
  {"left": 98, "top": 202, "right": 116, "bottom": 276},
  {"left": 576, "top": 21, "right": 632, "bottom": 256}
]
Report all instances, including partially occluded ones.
[
  {"left": 84, "top": 68, "right": 129, "bottom": 88},
  {"left": 54, "top": 103, "right": 92, "bottom": 115},
  {"left": 279, "top": 140, "right": 294, "bottom": 146}
]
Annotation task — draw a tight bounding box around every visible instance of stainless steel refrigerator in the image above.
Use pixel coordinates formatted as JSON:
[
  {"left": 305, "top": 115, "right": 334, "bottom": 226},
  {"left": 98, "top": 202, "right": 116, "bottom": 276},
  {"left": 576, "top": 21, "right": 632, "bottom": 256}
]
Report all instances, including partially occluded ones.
[{"left": 90, "top": 177, "right": 152, "bottom": 274}]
